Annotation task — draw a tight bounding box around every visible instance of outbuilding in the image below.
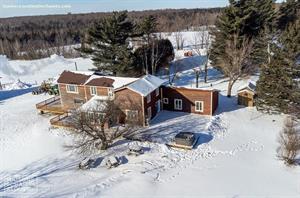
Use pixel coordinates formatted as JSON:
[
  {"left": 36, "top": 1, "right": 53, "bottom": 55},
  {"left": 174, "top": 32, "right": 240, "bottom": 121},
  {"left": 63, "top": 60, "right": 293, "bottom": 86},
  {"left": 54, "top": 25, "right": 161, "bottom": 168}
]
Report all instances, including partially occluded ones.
[{"left": 237, "top": 82, "right": 256, "bottom": 107}]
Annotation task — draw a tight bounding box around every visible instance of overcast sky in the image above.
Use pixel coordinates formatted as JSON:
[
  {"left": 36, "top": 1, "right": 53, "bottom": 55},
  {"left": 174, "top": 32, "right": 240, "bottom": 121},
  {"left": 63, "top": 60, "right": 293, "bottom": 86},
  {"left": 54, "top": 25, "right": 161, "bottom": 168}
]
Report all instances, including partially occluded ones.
[{"left": 0, "top": 0, "right": 285, "bottom": 18}]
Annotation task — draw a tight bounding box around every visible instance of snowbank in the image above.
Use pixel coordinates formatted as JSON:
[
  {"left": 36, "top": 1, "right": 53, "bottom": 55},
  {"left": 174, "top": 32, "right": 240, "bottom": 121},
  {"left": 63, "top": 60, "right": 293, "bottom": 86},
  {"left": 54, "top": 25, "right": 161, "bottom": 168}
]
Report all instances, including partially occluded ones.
[{"left": 0, "top": 54, "right": 93, "bottom": 85}]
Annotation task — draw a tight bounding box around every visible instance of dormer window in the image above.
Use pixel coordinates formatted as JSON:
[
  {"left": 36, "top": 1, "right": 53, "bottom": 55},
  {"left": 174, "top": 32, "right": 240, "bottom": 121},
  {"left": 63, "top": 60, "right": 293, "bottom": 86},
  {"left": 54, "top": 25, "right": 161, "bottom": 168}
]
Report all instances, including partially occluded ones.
[{"left": 66, "top": 84, "right": 78, "bottom": 93}]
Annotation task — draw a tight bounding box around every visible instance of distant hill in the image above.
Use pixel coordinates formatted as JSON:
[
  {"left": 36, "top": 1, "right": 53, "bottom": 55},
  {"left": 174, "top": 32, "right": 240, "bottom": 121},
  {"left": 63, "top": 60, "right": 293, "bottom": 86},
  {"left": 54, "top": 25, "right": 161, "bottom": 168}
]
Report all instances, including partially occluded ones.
[{"left": 0, "top": 8, "right": 222, "bottom": 59}]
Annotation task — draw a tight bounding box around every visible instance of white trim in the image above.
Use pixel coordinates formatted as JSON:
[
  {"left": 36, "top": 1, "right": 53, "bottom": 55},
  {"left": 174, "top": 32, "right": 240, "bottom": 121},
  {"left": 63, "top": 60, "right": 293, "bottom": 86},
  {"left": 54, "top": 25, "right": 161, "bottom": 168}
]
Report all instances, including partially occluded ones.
[
  {"left": 163, "top": 98, "right": 169, "bottom": 104},
  {"left": 90, "top": 86, "right": 97, "bottom": 96},
  {"left": 156, "top": 100, "right": 161, "bottom": 112},
  {"left": 155, "top": 88, "right": 159, "bottom": 97},
  {"left": 174, "top": 99, "right": 183, "bottom": 110},
  {"left": 125, "top": 109, "right": 139, "bottom": 121},
  {"left": 66, "top": 84, "right": 78, "bottom": 93},
  {"left": 147, "top": 107, "right": 152, "bottom": 119},
  {"left": 195, "top": 101, "right": 204, "bottom": 112},
  {"left": 141, "top": 96, "right": 145, "bottom": 126},
  {"left": 147, "top": 94, "right": 151, "bottom": 103},
  {"left": 210, "top": 91, "right": 213, "bottom": 115}
]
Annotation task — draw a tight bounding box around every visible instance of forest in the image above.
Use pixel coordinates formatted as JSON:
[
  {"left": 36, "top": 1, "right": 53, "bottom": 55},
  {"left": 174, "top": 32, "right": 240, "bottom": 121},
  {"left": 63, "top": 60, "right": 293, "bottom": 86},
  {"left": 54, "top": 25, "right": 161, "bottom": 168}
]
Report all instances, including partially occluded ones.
[{"left": 0, "top": 8, "right": 222, "bottom": 59}]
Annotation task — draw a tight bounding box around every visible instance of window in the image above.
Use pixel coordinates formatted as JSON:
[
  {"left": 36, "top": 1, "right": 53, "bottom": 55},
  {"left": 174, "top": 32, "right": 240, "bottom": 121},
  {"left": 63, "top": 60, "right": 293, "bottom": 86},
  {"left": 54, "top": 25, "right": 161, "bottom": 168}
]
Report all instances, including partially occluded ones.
[
  {"left": 155, "top": 88, "right": 159, "bottom": 96},
  {"left": 108, "top": 88, "right": 114, "bottom": 98},
  {"left": 195, "top": 101, "right": 204, "bottom": 112},
  {"left": 96, "top": 113, "right": 105, "bottom": 123},
  {"left": 87, "top": 112, "right": 94, "bottom": 120},
  {"left": 90, "top": 86, "right": 97, "bottom": 95},
  {"left": 66, "top": 84, "right": 78, "bottom": 93},
  {"left": 163, "top": 98, "right": 169, "bottom": 104},
  {"left": 147, "top": 107, "right": 152, "bottom": 119},
  {"left": 174, "top": 99, "right": 182, "bottom": 110},
  {"left": 125, "top": 110, "right": 138, "bottom": 121},
  {"left": 147, "top": 94, "right": 151, "bottom": 103}
]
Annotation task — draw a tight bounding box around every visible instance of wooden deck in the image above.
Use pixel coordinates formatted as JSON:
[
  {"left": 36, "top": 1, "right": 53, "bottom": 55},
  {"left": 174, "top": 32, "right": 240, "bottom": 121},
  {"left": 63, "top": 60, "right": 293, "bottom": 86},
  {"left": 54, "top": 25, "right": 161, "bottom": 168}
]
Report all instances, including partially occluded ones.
[
  {"left": 50, "top": 112, "right": 74, "bottom": 129},
  {"left": 36, "top": 96, "right": 65, "bottom": 114}
]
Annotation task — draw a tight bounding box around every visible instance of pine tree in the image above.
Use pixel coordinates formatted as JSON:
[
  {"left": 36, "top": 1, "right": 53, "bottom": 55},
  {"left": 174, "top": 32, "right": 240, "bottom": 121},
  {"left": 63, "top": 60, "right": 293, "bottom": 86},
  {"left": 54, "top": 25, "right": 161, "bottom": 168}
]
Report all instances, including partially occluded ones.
[
  {"left": 256, "top": 19, "right": 300, "bottom": 115},
  {"left": 256, "top": 47, "right": 294, "bottom": 114},
  {"left": 138, "top": 15, "right": 157, "bottom": 44},
  {"left": 210, "top": 0, "right": 275, "bottom": 97},
  {"left": 80, "top": 11, "right": 135, "bottom": 76},
  {"left": 276, "top": 0, "right": 300, "bottom": 31}
]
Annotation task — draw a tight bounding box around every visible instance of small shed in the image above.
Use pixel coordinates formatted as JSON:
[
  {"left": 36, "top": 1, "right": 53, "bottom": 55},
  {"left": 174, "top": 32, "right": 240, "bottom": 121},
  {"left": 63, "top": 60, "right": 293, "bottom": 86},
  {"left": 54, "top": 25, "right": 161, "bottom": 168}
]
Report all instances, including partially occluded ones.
[{"left": 237, "top": 82, "right": 256, "bottom": 107}]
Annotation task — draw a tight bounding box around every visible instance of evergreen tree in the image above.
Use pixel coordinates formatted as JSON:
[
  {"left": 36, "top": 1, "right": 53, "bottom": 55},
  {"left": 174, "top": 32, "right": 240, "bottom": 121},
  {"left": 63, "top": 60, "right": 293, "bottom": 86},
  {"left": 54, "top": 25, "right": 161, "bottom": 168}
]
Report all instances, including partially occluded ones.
[
  {"left": 137, "top": 15, "right": 157, "bottom": 44},
  {"left": 255, "top": 47, "right": 295, "bottom": 114},
  {"left": 211, "top": 0, "right": 275, "bottom": 68},
  {"left": 210, "top": 0, "right": 275, "bottom": 97},
  {"left": 80, "top": 11, "right": 136, "bottom": 76},
  {"left": 256, "top": 19, "right": 300, "bottom": 116},
  {"left": 276, "top": 0, "right": 300, "bottom": 31}
]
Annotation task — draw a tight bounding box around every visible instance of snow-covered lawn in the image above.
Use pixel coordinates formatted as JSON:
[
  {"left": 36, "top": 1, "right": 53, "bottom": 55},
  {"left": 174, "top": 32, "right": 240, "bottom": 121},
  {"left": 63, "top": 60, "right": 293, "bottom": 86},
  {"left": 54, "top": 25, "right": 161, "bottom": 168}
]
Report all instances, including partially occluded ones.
[{"left": 1, "top": 91, "right": 299, "bottom": 197}]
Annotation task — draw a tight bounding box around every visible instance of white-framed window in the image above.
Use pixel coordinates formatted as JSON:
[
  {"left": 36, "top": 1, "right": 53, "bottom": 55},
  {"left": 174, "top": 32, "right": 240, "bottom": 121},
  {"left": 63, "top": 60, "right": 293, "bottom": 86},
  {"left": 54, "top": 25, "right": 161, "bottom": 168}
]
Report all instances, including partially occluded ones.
[
  {"left": 174, "top": 99, "right": 183, "bottom": 110},
  {"left": 108, "top": 88, "right": 114, "bottom": 97},
  {"left": 66, "top": 84, "right": 78, "bottom": 93},
  {"left": 155, "top": 88, "right": 159, "bottom": 96},
  {"left": 195, "top": 101, "right": 204, "bottom": 112},
  {"left": 147, "top": 94, "right": 151, "bottom": 103},
  {"left": 125, "top": 110, "right": 138, "bottom": 121},
  {"left": 87, "top": 112, "right": 94, "bottom": 120},
  {"left": 96, "top": 112, "right": 105, "bottom": 123},
  {"left": 90, "top": 86, "right": 97, "bottom": 95},
  {"left": 147, "top": 107, "right": 152, "bottom": 119},
  {"left": 163, "top": 98, "right": 169, "bottom": 104}
]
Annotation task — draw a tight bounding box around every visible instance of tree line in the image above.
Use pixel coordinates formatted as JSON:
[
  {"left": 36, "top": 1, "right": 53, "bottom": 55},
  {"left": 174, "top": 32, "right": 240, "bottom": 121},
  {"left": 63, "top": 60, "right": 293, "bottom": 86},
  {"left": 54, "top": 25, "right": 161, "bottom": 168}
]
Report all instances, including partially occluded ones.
[{"left": 0, "top": 8, "right": 222, "bottom": 60}]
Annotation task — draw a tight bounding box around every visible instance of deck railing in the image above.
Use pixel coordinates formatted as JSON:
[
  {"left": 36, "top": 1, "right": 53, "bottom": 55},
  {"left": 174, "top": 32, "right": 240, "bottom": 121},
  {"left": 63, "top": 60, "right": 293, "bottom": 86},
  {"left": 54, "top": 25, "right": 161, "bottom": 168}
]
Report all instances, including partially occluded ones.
[
  {"left": 50, "top": 112, "right": 73, "bottom": 128},
  {"left": 36, "top": 96, "right": 60, "bottom": 108}
]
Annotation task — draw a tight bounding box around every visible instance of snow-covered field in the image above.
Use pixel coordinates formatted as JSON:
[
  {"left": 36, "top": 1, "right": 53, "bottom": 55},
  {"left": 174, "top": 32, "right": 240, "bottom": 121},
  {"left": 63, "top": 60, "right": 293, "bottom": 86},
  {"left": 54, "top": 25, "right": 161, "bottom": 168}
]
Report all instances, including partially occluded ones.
[{"left": 0, "top": 32, "right": 300, "bottom": 197}]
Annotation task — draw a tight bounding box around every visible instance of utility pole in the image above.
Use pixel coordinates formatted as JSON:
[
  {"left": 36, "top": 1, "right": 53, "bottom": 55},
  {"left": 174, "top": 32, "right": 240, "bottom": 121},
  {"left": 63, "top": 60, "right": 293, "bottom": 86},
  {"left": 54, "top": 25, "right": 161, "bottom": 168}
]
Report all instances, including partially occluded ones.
[{"left": 75, "top": 62, "right": 78, "bottom": 71}]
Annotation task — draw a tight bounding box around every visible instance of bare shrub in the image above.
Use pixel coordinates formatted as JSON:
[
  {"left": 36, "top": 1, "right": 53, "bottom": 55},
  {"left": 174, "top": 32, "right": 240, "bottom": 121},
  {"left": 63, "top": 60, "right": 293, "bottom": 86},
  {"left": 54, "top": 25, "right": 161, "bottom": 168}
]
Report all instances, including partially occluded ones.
[
  {"left": 66, "top": 100, "right": 136, "bottom": 154},
  {"left": 277, "top": 116, "right": 300, "bottom": 166}
]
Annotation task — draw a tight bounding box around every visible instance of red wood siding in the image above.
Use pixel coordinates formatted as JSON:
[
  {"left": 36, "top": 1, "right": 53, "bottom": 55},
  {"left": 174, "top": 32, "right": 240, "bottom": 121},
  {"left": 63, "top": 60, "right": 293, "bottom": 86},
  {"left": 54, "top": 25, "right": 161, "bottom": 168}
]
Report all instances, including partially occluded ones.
[
  {"left": 144, "top": 88, "right": 161, "bottom": 120},
  {"left": 86, "top": 86, "right": 109, "bottom": 100},
  {"left": 162, "top": 86, "right": 218, "bottom": 115},
  {"left": 212, "top": 90, "right": 219, "bottom": 114},
  {"left": 114, "top": 88, "right": 144, "bottom": 126},
  {"left": 59, "top": 84, "right": 87, "bottom": 110}
]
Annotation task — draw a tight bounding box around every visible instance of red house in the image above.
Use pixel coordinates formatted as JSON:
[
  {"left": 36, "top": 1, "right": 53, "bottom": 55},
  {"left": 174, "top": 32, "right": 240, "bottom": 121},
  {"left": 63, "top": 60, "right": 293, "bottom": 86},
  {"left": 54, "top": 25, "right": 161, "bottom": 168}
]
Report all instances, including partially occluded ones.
[{"left": 36, "top": 70, "right": 219, "bottom": 127}]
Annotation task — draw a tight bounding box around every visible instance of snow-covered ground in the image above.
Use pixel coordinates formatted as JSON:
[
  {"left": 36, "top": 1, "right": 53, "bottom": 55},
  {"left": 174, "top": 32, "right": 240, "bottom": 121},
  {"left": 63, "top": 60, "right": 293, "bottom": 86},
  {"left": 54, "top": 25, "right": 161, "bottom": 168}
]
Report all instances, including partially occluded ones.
[
  {"left": 1, "top": 31, "right": 300, "bottom": 197},
  {"left": 0, "top": 54, "right": 93, "bottom": 85}
]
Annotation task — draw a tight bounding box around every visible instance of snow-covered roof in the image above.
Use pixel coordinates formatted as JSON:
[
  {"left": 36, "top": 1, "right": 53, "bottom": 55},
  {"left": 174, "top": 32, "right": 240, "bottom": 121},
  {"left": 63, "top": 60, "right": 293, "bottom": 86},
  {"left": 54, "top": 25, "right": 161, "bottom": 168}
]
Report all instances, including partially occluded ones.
[
  {"left": 80, "top": 96, "right": 109, "bottom": 112},
  {"left": 238, "top": 81, "right": 256, "bottom": 93},
  {"left": 126, "top": 75, "right": 167, "bottom": 96},
  {"left": 84, "top": 75, "right": 138, "bottom": 89}
]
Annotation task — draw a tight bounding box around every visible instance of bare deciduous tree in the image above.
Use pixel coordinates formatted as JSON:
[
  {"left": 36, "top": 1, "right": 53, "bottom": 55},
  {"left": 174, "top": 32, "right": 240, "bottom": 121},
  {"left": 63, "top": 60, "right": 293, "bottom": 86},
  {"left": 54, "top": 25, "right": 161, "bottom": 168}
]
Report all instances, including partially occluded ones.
[
  {"left": 193, "top": 67, "right": 202, "bottom": 88},
  {"left": 277, "top": 116, "right": 300, "bottom": 166},
  {"left": 174, "top": 31, "right": 185, "bottom": 50},
  {"left": 215, "top": 34, "right": 254, "bottom": 97},
  {"left": 67, "top": 100, "right": 135, "bottom": 154},
  {"left": 168, "top": 55, "right": 181, "bottom": 85},
  {"left": 193, "top": 17, "right": 211, "bottom": 83}
]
